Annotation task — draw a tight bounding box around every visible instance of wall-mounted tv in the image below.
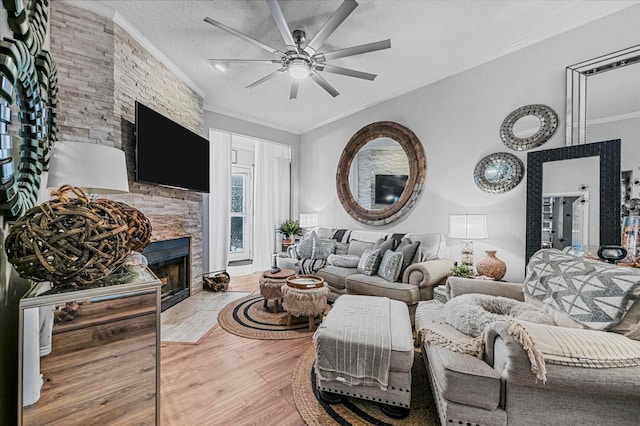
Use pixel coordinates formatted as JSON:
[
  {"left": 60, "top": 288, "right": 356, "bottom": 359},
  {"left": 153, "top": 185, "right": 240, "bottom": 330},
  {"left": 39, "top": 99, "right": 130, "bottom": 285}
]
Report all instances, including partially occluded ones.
[
  {"left": 135, "top": 101, "right": 209, "bottom": 193},
  {"left": 375, "top": 174, "right": 408, "bottom": 205}
]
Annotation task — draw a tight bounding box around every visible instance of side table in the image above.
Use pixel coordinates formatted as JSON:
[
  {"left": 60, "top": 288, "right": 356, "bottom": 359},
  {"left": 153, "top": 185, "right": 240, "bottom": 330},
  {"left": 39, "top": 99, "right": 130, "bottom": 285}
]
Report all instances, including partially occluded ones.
[
  {"left": 259, "top": 268, "right": 295, "bottom": 313},
  {"left": 282, "top": 275, "right": 329, "bottom": 331}
]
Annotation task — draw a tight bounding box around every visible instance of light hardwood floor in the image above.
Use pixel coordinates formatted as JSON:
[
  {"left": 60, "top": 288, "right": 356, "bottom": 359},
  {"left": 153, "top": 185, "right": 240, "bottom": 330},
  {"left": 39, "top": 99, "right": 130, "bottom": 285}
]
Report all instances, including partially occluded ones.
[{"left": 161, "top": 273, "right": 312, "bottom": 425}]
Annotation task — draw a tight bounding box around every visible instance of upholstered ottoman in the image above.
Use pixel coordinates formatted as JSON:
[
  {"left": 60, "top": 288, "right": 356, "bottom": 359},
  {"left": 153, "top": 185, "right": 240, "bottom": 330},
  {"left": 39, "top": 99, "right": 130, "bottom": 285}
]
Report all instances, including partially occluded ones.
[{"left": 313, "top": 295, "right": 414, "bottom": 418}]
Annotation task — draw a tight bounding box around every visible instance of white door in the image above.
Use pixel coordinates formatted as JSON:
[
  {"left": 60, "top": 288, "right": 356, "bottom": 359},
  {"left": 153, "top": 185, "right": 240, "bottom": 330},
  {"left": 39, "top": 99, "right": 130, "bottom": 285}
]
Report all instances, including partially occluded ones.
[{"left": 229, "top": 165, "right": 253, "bottom": 261}]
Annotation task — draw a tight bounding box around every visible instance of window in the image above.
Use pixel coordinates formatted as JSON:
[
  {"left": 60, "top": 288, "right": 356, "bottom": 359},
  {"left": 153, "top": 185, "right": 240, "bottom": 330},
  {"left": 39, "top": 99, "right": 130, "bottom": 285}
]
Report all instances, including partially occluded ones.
[{"left": 229, "top": 165, "right": 253, "bottom": 261}]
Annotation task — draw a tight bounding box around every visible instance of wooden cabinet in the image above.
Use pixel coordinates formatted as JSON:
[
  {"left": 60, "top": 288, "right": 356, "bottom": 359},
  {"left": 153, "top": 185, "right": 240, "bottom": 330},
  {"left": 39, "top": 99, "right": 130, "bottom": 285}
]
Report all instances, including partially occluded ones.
[{"left": 18, "top": 269, "right": 161, "bottom": 425}]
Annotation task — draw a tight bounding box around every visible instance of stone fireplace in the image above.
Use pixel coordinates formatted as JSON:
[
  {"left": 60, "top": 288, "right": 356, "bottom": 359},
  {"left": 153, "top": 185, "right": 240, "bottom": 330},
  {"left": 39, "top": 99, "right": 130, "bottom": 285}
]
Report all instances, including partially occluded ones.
[{"left": 143, "top": 237, "right": 190, "bottom": 311}]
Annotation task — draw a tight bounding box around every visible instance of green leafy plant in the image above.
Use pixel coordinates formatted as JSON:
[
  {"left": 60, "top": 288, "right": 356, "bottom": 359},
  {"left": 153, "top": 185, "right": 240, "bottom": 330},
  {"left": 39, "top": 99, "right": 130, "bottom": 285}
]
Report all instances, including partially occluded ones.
[
  {"left": 451, "top": 264, "right": 474, "bottom": 278},
  {"left": 279, "top": 219, "right": 303, "bottom": 239}
]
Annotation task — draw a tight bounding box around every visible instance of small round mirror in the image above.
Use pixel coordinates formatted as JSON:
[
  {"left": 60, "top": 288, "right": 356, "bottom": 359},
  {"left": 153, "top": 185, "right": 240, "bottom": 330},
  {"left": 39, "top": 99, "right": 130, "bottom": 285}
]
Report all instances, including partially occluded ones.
[
  {"left": 474, "top": 152, "right": 524, "bottom": 193},
  {"left": 512, "top": 115, "right": 542, "bottom": 139},
  {"left": 484, "top": 162, "right": 513, "bottom": 183},
  {"left": 500, "top": 104, "right": 558, "bottom": 151}
]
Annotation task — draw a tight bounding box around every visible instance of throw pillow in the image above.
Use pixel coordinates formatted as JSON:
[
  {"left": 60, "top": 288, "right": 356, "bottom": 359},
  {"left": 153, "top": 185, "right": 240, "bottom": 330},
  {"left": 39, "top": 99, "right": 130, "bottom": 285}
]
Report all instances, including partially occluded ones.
[
  {"left": 373, "top": 237, "right": 394, "bottom": 257},
  {"left": 330, "top": 229, "right": 351, "bottom": 243},
  {"left": 297, "top": 231, "right": 316, "bottom": 259},
  {"left": 348, "top": 240, "right": 375, "bottom": 257},
  {"left": 396, "top": 241, "right": 420, "bottom": 278},
  {"left": 396, "top": 237, "right": 412, "bottom": 250},
  {"left": 405, "top": 233, "right": 446, "bottom": 262},
  {"left": 334, "top": 242, "right": 350, "bottom": 255},
  {"left": 327, "top": 254, "right": 360, "bottom": 268},
  {"left": 377, "top": 250, "right": 404, "bottom": 282},
  {"left": 357, "top": 248, "right": 381, "bottom": 276},
  {"left": 312, "top": 238, "right": 336, "bottom": 260}
]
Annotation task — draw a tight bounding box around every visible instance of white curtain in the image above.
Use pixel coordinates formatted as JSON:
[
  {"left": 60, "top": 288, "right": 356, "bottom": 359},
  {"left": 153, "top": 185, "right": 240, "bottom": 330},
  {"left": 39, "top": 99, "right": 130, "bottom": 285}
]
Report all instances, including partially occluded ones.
[
  {"left": 253, "top": 141, "right": 291, "bottom": 271},
  {"left": 208, "top": 129, "right": 231, "bottom": 271}
]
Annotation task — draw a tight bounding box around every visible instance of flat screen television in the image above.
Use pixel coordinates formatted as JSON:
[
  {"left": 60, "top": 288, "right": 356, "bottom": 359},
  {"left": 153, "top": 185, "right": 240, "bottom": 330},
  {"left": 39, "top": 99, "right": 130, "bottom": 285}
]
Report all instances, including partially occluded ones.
[
  {"left": 135, "top": 101, "right": 209, "bottom": 192},
  {"left": 375, "top": 174, "right": 408, "bottom": 205}
]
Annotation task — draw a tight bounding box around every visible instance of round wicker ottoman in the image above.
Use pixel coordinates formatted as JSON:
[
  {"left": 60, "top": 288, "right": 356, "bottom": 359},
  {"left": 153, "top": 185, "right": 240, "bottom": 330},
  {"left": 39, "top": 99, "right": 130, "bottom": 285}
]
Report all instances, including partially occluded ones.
[
  {"left": 259, "top": 269, "right": 295, "bottom": 313},
  {"left": 282, "top": 275, "right": 329, "bottom": 331}
]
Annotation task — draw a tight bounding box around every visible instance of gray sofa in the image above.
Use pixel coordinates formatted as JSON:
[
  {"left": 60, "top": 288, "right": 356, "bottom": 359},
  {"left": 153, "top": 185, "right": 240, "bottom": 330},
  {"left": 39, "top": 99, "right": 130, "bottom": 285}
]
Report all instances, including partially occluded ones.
[
  {"left": 278, "top": 228, "right": 454, "bottom": 321},
  {"left": 416, "top": 249, "right": 640, "bottom": 425}
]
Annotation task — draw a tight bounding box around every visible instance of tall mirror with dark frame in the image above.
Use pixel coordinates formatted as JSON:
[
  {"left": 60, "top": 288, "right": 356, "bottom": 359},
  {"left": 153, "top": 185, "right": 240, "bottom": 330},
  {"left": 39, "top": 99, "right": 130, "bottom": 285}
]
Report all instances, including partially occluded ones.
[{"left": 525, "top": 140, "right": 620, "bottom": 263}]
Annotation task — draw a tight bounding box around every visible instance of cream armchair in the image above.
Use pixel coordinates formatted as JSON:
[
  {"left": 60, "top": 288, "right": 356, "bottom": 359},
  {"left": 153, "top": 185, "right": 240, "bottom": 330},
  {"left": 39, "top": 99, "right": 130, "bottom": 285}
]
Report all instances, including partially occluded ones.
[{"left": 416, "top": 250, "right": 640, "bottom": 426}]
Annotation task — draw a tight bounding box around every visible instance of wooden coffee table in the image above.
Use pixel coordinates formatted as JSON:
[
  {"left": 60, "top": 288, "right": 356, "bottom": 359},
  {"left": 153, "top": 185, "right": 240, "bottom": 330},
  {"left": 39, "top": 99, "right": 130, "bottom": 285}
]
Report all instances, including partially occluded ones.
[
  {"left": 282, "top": 275, "right": 329, "bottom": 331},
  {"left": 259, "top": 269, "right": 295, "bottom": 313}
]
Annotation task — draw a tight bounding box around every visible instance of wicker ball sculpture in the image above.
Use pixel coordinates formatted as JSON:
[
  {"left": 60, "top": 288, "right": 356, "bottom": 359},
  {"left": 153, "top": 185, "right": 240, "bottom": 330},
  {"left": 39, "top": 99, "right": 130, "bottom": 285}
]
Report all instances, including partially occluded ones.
[
  {"left": 94, "top": 199, "right": 152, "bottom": 252},
  {"left": 5, "top": 185, "right": 137, "bottom": 287}
]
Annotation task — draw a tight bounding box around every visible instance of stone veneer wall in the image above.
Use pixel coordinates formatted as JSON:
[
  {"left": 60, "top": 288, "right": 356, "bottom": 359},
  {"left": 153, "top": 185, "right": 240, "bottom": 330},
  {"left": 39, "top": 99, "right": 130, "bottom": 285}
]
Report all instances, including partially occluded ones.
[{"left": 50, "top": 2, "right": 205, "bottom": 292}]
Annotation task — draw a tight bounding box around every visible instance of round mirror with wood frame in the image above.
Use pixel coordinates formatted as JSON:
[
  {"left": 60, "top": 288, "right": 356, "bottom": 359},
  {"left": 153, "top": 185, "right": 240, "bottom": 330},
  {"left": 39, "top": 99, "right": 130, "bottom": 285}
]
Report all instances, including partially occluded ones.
[{"left": 336, "top": 121, "right": 426, "bottom": 225}]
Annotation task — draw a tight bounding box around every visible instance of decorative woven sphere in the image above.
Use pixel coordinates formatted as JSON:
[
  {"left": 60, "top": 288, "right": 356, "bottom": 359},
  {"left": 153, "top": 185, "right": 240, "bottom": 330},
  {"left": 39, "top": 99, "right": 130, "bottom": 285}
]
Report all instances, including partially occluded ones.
[
  {"left": 94, "top": 199, "right": 152, "bottom": 252},
  {"left": 4, "top": 185, "right": 131, "bottom": 287}
]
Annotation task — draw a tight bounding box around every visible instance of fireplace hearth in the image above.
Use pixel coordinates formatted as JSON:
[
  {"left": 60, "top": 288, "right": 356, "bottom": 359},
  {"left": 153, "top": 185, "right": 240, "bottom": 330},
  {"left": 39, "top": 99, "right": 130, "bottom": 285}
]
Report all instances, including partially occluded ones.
[{"left": 143, "top": 237, "right": 190, "bottom": 311}]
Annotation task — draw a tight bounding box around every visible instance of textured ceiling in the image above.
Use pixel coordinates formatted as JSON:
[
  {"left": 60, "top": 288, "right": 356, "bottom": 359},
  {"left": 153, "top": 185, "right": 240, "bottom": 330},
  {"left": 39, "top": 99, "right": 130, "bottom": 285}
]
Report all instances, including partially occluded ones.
[{"left": 75, "top": 0, "right": 638, "bottom": 134}]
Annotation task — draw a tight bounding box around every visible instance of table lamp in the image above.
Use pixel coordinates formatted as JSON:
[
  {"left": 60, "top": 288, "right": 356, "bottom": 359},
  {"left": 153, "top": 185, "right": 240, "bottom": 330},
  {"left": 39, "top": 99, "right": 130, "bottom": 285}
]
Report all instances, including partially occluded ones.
[
  {"left": 448, "top": 214, "right": 488, "bottom": 267},
  {"left": 47, "top": 141, "right": 129, "bottom": 198},
  {"left": 299, "top": 213, "right": 319, "bottom": 229}
]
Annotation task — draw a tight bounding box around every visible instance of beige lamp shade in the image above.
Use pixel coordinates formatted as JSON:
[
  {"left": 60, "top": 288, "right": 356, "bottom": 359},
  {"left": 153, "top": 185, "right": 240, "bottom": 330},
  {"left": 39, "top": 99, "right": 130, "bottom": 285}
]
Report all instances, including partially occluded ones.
[
  {"left": 47, "top": 142, "right": 129, "bottom": 194},
  {"left": 299, "top": 213, "right": 319, "bottom": 228},
  {"left": 448, "top": 214, "right": 488, "bottom": 240}
]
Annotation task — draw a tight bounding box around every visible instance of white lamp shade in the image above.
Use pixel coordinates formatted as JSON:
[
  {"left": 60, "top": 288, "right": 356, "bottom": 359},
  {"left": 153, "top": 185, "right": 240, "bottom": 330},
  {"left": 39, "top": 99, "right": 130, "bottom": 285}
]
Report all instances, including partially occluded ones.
[
  {"left": 448, "top": 214, "right": 488, "bottom": 239},
  {"left": 47, "top": 142, "right": 129, "bottom": 194},
  {"left": 299, "top": 213, "right": 319, "bottom": 228}
]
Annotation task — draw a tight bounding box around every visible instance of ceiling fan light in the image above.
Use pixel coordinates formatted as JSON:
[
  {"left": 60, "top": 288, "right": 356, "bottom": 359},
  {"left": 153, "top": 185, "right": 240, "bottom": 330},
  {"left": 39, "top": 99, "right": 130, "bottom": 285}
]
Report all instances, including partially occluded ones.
[{"left": 288, "top": 59, "right": 310, "bottom": 79}]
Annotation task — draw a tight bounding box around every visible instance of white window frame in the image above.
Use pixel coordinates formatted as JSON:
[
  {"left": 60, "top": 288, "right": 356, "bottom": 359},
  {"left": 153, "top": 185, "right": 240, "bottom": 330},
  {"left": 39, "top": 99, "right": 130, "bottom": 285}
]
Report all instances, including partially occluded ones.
[{"left": 229, "top": 165, "right": 253, "bottom": 261}]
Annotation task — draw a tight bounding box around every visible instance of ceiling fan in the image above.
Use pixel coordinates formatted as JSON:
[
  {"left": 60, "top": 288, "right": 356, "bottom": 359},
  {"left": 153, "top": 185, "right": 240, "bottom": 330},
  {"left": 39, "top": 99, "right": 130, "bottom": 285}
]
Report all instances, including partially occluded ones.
[{"left": 204, "top": 0, "right": 391, "bottom": 99}]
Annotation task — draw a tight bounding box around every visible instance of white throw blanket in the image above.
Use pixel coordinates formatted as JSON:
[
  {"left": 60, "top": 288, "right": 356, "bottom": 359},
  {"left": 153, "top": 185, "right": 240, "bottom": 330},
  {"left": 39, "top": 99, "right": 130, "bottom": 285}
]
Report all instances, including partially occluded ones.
[{"left": 313, "top": 295, "right": 392, "bottom": 390}]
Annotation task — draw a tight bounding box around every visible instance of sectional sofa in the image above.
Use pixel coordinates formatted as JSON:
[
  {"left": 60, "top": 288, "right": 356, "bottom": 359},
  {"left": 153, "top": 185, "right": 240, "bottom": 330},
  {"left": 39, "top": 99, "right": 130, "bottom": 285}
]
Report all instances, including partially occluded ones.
[{"left": 277, "top": 227, "right": 454, "bottom": 321}]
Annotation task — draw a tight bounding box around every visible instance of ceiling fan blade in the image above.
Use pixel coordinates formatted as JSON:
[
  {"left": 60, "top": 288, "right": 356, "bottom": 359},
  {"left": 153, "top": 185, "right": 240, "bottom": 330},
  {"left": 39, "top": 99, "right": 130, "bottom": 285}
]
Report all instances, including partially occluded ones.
[
  {"left": 314, "top": 39, "right": 391, "bottom": 62},
  {"left": 266, "top": 0, "right": 298, "bottom": 52},
  {"left": 304, "top": 0, "right": 358, "bottom": 55},
  {"left": 208, "top": 59, "right": 281, "bottom": 64},
  {"left": 310, "top": 72, "right": 339, "bottom": 97},
  {"left": 204, "top": 17, "right": 286, "bottom": 57},
  {"left": 315, "top": 64, "right": 376, "bottom": 81},
  {"left": 290, "top": 80, "right": 299, "bottom": 99},
  {"left": 246, "top": 68, "right": 286, "bottom": 89}
]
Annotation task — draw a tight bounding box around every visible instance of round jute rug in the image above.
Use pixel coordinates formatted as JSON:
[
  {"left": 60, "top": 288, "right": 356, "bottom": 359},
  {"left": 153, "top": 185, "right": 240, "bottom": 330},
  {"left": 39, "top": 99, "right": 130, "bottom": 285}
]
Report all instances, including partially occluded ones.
[
  {"left": 217, "top": 294, "right": 321, "bottom": 339},
  {"left": 293, "top": 347, "right": 439, "bottom": 426}
]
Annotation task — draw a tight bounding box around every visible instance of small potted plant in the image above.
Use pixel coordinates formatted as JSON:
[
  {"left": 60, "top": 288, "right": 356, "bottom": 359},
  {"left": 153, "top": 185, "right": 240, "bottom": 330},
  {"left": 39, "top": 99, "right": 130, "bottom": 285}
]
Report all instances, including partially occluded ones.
[
  {"left": 451, "top": 264, "right": 474, "bottom": 278},
  {"left": 279, "top": 219, "right": 303, "bottom": 244}
]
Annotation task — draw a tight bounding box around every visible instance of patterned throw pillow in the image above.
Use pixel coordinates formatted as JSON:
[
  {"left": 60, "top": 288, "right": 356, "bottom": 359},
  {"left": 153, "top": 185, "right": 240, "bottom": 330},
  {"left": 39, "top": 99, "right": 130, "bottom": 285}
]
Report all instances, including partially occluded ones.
[
  {"left": 312, "top": 238, "right": 336, "bottom": 260},
  {"left": 297, "top": 232, "right": 316, "bottom": 259},
  {"left": 357, "top": 248, "right": 381, "bottom": 276},
  {"left": 377, "top": 250, "right": 404, "bottom": 282}
]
